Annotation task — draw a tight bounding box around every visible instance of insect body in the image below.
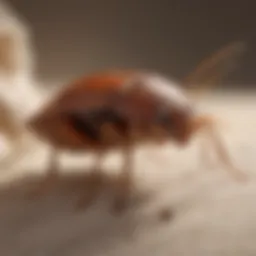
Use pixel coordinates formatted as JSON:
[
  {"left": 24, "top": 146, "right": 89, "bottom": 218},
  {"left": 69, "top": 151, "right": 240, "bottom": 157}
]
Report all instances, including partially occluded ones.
[
  {"left": 29, "top": 72, "right": 196, "bottom": 150},
  {"left": 27, "top": 42, "right": 247, "bottom": 209}
]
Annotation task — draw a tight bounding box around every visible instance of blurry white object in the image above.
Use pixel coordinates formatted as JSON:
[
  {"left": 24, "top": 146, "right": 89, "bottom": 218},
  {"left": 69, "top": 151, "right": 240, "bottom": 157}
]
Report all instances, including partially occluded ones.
[
  {"left": 0, "top": 133, "right": 11, "bottom": 158},
  {"left": 0, "top": 1, "right": 44, "bottom": 168},
  {"left": 0, "top": 0, "right": 39, "bottom": 117}
]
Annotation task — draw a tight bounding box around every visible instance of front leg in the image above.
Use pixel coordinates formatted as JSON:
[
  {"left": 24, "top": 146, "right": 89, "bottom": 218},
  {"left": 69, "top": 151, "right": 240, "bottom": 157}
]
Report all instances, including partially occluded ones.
[
  {"left": 192, "top": 114, "right": 247, "bottom": 181},
  {"left": 198, "top": 133, "right": 216, "bottom": 170},
  {"left": 75, "top": 150, "right": 106, "bottom": 210},
  {"left": 112, "top": 144, "right": 134, "bottom": 214},
  {"left": 207, "top": 125, "right": 247, "bottom": 182}
]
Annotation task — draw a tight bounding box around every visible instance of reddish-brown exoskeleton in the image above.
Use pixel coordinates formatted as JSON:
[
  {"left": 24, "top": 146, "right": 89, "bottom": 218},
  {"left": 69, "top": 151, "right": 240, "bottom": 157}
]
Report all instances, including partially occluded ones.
[{"left": 26, "top": 42, "right": 247, "bottom": 209}]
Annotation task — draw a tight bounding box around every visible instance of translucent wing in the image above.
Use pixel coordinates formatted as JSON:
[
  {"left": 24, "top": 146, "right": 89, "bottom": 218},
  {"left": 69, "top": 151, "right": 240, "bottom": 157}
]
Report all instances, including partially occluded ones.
[{"left": 182, "top": 41, "right": 246, "bottom": 98}]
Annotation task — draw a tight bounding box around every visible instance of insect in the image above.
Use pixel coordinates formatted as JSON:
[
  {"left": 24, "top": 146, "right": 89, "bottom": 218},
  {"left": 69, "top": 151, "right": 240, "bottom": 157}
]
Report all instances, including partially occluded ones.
[{"left": 26, "top": 41, "right": 247, "bottom": 209}]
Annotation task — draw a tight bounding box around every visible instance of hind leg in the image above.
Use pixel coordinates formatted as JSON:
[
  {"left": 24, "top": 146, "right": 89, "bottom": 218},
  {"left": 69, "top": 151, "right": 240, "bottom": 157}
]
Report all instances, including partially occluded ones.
[
  {"left": 42, "top": 147, "right": 60, "bottom": 187},
  {"left": 27, "top": 146, "right": 60, "bottom": 199}
]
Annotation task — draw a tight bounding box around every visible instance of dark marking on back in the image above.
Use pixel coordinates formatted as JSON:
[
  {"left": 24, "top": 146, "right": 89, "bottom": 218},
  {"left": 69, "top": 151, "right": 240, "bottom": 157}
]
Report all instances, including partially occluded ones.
[
  {"left": 68, "top": 113, "right": 100, "bottom": 141},
  {"left": 65, "top": 108, "right": 129, "bottom": 142}
]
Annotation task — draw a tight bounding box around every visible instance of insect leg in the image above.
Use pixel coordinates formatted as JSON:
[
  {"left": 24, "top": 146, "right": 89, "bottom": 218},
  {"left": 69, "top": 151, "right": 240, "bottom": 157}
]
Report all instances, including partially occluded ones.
[
  {"left": 75, "top": 149, "right": 106, "bottom": 210},
  {"left": 27, "top": 146, "right": 60, "bottom": 199},
  {"left": 112, "top": 143, "right": 135, "bottom": 214},
  {"left": 198, "top": 132, "right": 216, "bottom": 170},
  {"left": 206, "top": 126, "right": 247, "bottom": 182},
  {"left": 47, "top": 146, "right": 59, "bottom": 174},
  {"left": 192, "top": 115, "right": 247, "bottom": 181}
]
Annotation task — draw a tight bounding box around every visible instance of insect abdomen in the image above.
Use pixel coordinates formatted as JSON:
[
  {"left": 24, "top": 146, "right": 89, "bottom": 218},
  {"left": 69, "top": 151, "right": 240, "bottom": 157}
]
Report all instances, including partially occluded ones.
[{"left": 65, "top": 108, "right": 129, "bottom": 145}]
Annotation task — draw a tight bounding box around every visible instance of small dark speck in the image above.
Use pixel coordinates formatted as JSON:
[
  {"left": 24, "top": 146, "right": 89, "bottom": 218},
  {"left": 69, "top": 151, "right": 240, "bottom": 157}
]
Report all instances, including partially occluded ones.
[{"left": 158, "top": 207, "right": 174, "bottom": 222}]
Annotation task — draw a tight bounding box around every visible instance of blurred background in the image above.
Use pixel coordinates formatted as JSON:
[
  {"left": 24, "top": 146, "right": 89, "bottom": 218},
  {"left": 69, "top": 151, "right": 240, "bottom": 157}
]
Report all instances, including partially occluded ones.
[{"left": 5, "top": 0, "right": 256, "bottom": 88}]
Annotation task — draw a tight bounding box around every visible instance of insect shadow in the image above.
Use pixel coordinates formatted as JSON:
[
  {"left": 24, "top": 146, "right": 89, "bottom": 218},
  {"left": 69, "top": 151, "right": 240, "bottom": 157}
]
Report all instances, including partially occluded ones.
[
  {"left": 0, "top": 169, "right": 159, "bottom": 255},
  {"left": 1, "top": 166, "right": 155, "bottom": 216}
]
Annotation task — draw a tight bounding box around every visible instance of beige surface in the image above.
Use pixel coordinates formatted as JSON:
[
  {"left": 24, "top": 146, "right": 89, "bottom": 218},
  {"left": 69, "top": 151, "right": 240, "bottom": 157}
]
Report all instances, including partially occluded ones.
[{"left": 0, "top": 93, "right": 255, "bottom": 256}]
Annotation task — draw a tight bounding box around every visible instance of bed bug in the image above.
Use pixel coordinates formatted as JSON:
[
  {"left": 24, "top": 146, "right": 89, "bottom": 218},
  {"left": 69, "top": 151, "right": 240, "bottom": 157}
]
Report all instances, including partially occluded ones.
[{"left": 26, "top": 41, "right": 247, "bottom": 210}]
